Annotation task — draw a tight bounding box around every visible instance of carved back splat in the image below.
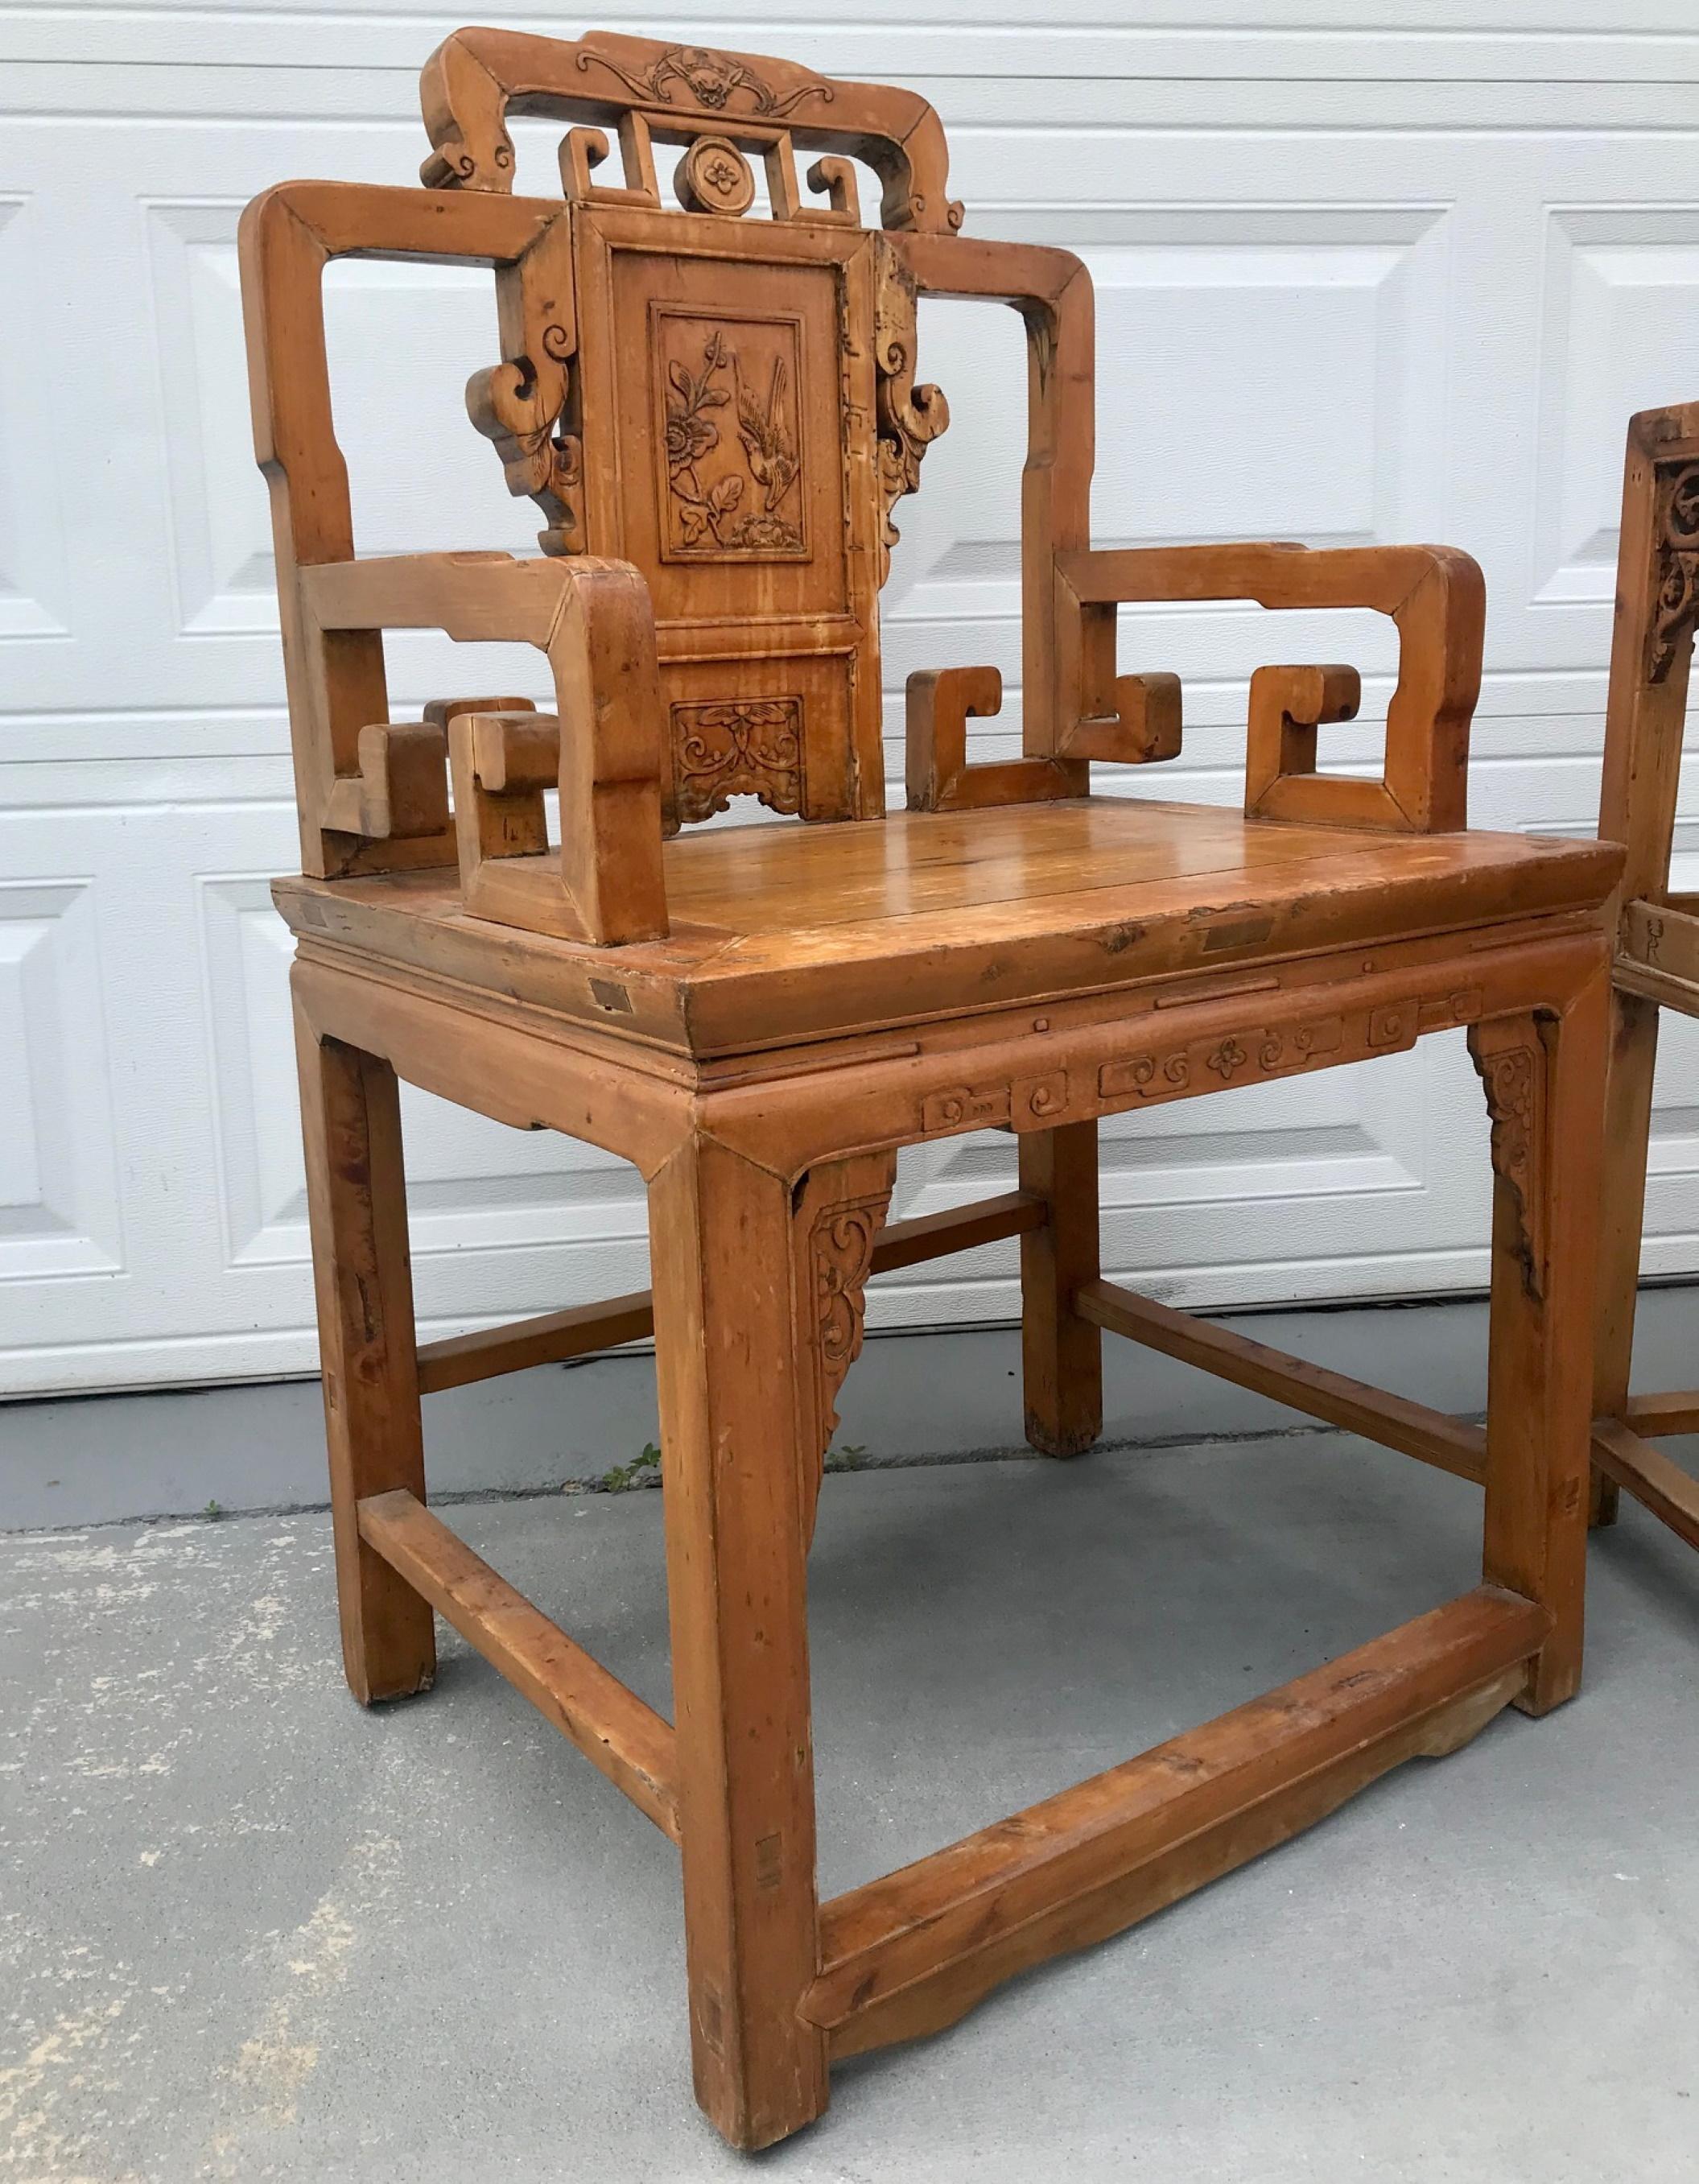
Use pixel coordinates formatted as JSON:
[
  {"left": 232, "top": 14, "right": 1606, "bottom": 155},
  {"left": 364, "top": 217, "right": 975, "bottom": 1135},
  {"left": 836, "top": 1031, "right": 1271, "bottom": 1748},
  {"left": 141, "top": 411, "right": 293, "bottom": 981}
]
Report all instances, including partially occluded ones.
[
  {"left": 241, "top": 27, "right": 1140, "bottom": 931},
  {"left": 434, "top": 27, "right": 960, "bottom": 832}
]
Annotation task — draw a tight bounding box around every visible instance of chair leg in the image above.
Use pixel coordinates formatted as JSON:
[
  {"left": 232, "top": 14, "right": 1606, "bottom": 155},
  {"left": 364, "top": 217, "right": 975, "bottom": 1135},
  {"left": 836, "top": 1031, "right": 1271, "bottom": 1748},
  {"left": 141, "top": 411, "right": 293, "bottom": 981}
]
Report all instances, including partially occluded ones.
[
  {"left": 1590, "top": 989, "right": 1662, "bottom": 1528},
  {"left": 1019, "top": 1121, "right": 1103, "bottom": 1457},
  {"left": 294, "top": 997, "right": 434, "bottom": 1705},
  {"left": 1470, "top": 976, "right": 1608, "bottom": 1718},
  {"left": 649, "top": 1136, "right": 828, "bottom": 2152}
]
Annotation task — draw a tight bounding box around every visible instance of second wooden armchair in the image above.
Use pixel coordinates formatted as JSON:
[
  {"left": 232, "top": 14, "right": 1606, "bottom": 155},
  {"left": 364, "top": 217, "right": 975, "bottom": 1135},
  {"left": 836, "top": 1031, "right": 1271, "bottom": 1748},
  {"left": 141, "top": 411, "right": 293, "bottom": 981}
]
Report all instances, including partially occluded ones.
[{"left": 242, "top": 25, "right": 1622, "bottom": 2150}]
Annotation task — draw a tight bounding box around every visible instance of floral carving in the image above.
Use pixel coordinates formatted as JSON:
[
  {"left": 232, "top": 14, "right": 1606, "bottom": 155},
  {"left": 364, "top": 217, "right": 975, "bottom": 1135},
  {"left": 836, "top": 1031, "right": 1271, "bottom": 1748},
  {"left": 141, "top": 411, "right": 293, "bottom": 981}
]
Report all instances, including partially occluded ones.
[
  {"left": 661, "top": 324, "right": 804, "bottom": 556},
  {"left": 675, "top": 135, "right": 757, "bottom": 216},
  {"left": 872, "top": 246, "right": 949, "bottom": 581},
  {"left": 1206, "top": 1037, "right": 1248, "bottom": 1080},
  {"left": 1647, "top": 460, "right": 1699, "bottom": 684},
  {"left": 672, "top": 698, "right": 802, "bottom": 820},
  {"left": 578, "top": 40, "right": 827, "bottom": 119}
]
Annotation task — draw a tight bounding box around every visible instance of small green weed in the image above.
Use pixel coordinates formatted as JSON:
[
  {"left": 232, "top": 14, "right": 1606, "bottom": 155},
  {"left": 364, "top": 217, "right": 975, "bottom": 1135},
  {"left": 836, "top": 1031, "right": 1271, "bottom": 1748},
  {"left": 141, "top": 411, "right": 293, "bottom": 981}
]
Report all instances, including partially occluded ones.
[{"left": 600, "top": 1441, "right": 662, "bottom": 1493}]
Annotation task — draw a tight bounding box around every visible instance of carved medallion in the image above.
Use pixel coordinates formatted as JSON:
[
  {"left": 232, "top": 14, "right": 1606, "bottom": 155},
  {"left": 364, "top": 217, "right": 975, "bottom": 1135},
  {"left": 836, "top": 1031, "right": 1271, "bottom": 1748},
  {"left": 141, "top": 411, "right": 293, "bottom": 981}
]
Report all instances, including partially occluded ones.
[
  {"left": 654, "top": 311, "right": 807, "bottom": 559},
  {"left": 675, "top": 135, "right": 756, "bottom": 217},
  {"left": 672, "top": 697, "right": 802, "bottom": 820}
]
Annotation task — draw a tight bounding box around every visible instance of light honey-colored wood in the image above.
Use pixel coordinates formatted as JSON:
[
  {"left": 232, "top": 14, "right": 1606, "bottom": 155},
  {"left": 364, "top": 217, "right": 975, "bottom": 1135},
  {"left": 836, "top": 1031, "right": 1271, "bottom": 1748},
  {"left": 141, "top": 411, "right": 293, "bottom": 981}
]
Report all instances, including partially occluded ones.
[
  {"left": 1077, "top": 1279, "right": 1488, "bottom": 1484},
  {"left": 357, "top": 1487, "right": 680, "bottom": 1836},
  {"left": 1590, "top": 400, "right": 1699, "bottom": 1554},
  {"left": 245, "top": 30, "right": 1623, "bottom": 2151}
]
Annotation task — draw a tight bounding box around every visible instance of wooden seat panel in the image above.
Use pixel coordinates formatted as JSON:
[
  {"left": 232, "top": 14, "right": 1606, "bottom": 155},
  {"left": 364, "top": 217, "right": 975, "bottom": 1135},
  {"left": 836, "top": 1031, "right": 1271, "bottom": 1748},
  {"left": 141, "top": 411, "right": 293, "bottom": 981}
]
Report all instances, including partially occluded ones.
[{"left": 277, "top": 797, "right": 1617, "bottom": 1056}]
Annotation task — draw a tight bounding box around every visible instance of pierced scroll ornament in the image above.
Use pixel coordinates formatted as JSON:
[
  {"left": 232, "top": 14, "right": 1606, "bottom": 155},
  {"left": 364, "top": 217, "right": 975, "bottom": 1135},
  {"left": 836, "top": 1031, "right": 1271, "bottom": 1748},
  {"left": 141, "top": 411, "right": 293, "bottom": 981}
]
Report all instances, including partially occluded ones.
[
  {"left": 1647, "top": 460, "right": 1699, "bottom": 685},
  {"left": 872, "top": 249, "right": 949, "bottom": 581},
  {"left": 467, "top": 339, "right": 584, "bottom": 557}
]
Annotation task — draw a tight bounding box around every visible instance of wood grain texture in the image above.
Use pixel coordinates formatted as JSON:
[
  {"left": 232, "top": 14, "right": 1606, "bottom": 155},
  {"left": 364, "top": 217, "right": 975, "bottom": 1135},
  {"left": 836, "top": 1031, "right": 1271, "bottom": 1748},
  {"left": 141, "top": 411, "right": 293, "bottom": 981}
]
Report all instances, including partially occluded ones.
[
  {"left": 806, "top": 1587, "right": 1546, "bottom": 2055},
  {"left": 1019, "top": 1121, "right": 1103, "bottom": 1458},
  {"left": 1591, "top": 401, "right": 1699, "bottom": 1554},
  {"left": 1592, "top": 1421, "right": 1699, "bottom": 1551},
  {"left": 419, "top": 24, "right": 963, "bottom": 234},
  {"left": 1471, "top": 984, "right": 1609, "bottom": 1715},
  {"left": 1078, "top": 1279, "right": 1487, "bottom": 1483},
  {"left": 248, "top": 34, "right": 1629, "bottom": 2151},
  {"left": 275, "top": 802, "right": 1619, "bottom": 1058},
  {"left": 292, "top": 1000, "right": 434, "bottom": 1704},
  {"left": 357, "top": 1488, "right": 679, "bottom": 1836},
  {"left": 413, "top": 1191, "right": 1046, "bottom": 1395},
  {"left": 648, "top": 1137, "right": 827, "bottom": 2149}
]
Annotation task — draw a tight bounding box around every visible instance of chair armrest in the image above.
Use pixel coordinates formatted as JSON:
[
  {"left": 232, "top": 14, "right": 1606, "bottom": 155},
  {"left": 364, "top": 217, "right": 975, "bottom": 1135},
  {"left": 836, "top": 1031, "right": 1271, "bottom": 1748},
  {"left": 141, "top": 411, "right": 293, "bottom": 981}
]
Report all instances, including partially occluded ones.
[
  {"left": 300, "top": 551, "right": 668, "bottom": 943},
  {"left": 1056, "top": 541, "right": 1485, "bottom": 832}
]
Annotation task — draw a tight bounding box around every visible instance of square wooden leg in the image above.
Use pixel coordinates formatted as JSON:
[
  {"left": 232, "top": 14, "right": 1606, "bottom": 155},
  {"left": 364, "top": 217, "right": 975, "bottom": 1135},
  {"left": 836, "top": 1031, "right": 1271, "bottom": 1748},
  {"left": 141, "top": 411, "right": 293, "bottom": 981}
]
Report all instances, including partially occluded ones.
[
  {"left": 1590, "top": 989, "right": 1663, "bottom": 1529},
  {"left": 1470, "top": 972, "right": 1609, "bottom": 1716},
  {"left": 649, "top": 1136, "right": 828, "bottom": 2151},
  {"left": 1020, "top": 1121, "right": 1103, "bottom": 1457},
  {"left": 293, "top": 989, "right": 435, "bottom": 1705}
]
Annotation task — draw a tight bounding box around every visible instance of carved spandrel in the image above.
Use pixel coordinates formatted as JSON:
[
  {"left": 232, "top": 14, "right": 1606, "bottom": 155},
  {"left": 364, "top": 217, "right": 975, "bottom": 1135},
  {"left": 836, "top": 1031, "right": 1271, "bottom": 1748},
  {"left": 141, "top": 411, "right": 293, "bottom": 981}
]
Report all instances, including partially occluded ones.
[
  {"left": 672, "top": 697, "right": 803, "bottom": 820},
  {"left": 872, "top": 243, "right": 949, "bottom": 582},
  {"left": 791, "top": 1153, "right": 896, "bottom": 1545},
  {"left": 1468, "top": 1017, "right": 1550, "bottom": 1303},
  {"left": 654, "top": 311, "right": 808, "bottom": 559},
  {"left": 1647, "top": 458, "right": 1699, "bottom": 685},
  {"left": 467, "top": 349, "right": 584, "bottom": 557}
]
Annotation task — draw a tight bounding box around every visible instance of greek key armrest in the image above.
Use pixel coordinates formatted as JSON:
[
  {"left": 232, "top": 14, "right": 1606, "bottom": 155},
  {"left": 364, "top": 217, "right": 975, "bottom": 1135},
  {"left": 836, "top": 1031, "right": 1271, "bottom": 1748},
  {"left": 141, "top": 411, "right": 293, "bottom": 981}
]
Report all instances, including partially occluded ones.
[
  {"left": 1056, "top": 541, "right": 1485, "bottom": 832},
  {"left": 300, "top": 551, "right": 668, "bottom": 944}
]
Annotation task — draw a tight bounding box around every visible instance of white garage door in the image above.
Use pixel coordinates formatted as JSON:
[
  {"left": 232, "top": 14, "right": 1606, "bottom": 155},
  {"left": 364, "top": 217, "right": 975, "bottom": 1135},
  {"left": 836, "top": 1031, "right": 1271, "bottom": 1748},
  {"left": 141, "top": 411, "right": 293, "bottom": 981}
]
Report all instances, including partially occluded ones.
[{"left": 5, "top": 2, "right": 1699, "bottom": 1395}]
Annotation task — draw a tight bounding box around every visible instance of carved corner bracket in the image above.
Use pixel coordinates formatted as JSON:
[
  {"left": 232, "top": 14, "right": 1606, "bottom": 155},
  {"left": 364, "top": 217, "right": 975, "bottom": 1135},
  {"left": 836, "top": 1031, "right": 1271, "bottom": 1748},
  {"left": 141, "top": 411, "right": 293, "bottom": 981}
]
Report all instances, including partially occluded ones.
[
  {"left": 1468, "top": 1014, "right": 1552, "bottom": 1302},
  {"left": 791, "top": 1151, "right": 897, "bottom": 1543},
  {"left": 872, "top": 245, "right": 949, "bottom": 582},
  {"left": 1647, "top": 457, "right": 1699, "bottom": 685},
  {"left": 467, "top": 219, "right": 584, "bottom": 557}
]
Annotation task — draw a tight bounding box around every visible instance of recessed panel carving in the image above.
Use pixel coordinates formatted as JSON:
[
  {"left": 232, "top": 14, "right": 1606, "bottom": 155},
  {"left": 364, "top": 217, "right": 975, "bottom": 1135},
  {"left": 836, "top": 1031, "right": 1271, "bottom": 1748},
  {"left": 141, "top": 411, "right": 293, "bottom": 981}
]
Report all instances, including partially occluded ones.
[
  {"left": 671, "top": 696, "right": 803, "bottom": 820},
  {"left": 654, "top": 308, "right": 808, "bottom": 560}
]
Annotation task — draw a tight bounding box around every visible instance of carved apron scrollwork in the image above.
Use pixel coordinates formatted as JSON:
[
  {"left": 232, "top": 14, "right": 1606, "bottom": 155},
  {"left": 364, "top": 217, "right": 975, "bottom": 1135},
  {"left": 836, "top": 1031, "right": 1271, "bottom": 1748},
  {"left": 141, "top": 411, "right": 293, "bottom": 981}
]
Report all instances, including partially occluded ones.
[
  {"left": 790, "top": 1150, "right": 896, "bottom": 1546},
  {"left": 1468, "top": 1015, "right": 1551, "bottom": 1303}
]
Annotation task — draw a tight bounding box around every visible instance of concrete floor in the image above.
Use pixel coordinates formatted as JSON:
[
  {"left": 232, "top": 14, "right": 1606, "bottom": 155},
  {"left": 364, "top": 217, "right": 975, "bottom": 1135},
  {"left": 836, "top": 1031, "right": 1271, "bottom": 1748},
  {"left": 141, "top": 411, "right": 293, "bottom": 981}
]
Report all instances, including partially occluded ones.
[{"left": 3, "top": 1430, "right": 1697, "bottom": 2181}]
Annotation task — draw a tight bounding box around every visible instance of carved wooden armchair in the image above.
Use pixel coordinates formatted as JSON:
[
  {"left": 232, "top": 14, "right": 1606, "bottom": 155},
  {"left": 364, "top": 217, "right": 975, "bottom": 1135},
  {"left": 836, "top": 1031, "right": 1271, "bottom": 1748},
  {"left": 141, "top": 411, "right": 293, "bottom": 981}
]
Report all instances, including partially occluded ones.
[
  {"left": 1588, "top": 403, "right": 1699, "bottom": 1554},
  {"left": 241, "top": 26, "right": 1623, "bottom": 2151}
]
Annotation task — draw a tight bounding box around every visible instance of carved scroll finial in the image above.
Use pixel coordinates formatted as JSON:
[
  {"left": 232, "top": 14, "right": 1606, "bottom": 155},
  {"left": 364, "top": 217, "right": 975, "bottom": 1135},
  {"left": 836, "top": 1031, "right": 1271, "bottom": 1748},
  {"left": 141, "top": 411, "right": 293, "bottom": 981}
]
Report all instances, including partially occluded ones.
[
  {"left": 872, "top": 243, "right": 949, "bottom": 582},
  {"left": 1647, "top": 459, "right": 1699, "bottom": 685},
  {"left": 467, "top": 351, "right": 584, "bottom": 557}
]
